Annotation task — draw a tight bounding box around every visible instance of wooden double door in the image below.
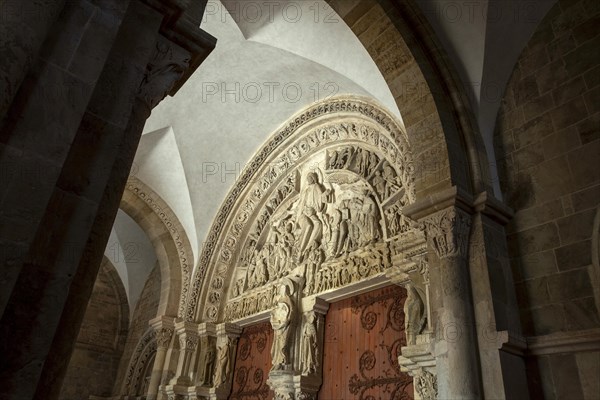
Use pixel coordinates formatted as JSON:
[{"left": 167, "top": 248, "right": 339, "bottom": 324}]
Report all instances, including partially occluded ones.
[{"left": 229, "top": 285, "right": 413, "bottom": 400}]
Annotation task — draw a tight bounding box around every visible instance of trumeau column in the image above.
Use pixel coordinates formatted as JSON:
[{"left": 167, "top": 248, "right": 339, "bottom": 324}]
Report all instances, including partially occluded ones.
[
  {"left": 407, "top": 199, "right": 482, "bottom": 400},
  {"left": 208, "top": 323, "right": 242, "bottom": 400},
  {"left": 295, "top": 297, "right": 329, "bottom": 400},
  {"left": 147, "top": 317, "right": 176, "bottom": 400}
]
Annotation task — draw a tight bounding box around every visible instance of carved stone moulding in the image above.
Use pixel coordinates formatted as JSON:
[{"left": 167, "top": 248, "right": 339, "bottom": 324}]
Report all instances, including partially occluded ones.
[
  {"left": 186, "top": 96, "right": 421, "bottom": 324},
  {"left": 124, "top": 177, "right": 192, "bottom": 319}
]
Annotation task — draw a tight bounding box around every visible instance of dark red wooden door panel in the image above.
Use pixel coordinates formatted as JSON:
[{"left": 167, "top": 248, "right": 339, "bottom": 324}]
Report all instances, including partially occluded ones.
[
  {"left": 319, "top": 285, "right": 414, "bottom": 400},
  {"left": 230, "top": 322, "right": 275, "bottom": 400}
]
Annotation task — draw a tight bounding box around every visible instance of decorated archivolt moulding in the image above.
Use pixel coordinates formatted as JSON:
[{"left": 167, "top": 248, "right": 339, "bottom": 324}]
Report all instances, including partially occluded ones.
[
  {"left": 185, "top": 96, "right": 422, "bottom": 323},
  {"left": 124, "top": 176, "right": 193, "bottom": 319}
]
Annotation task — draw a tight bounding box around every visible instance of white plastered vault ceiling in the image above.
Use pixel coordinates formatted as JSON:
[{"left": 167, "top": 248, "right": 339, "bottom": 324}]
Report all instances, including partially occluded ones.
[{"left": 105, "top": 0, "right": 557, "bottom": 306}]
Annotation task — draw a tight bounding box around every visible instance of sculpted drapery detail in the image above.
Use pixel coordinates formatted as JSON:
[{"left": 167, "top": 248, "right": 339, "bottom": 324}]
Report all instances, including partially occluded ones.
[
  {"left": 270, "top": 284, "right": 296, "bottom": 370},
  {"left": 185, "top": 98, "right": 417, "bottom": 323}
]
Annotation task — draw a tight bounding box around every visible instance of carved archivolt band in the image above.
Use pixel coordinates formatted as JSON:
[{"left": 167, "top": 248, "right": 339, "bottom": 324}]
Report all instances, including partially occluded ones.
[
  {"left": 185, "top": 96, "right": 417, "bottom": 323},
  {"left": 123, "top": 176, "right": 193, "bottom": 319},
  {"left": 123, "top": 328, "right": 158, "bottom": 395}
]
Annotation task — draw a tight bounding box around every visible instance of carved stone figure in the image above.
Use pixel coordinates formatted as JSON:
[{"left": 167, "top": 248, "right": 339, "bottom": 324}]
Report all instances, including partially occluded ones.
[
  {"left": 200, "top": 342, "right": 215, "bottom": 386},
  {"left": 372, "top": 171, "right": 386, "bottom": 199},
  {"left": 404, "top": 283, "right": 426, "bottom": 345},
  {"left": 295, "top": 172, "right": 331, "bottom": 261},
  {"left": 301, "top": 312, "right": 318, "bottom": 375},
  {"left": 270, "top": 285, "right": 295, "bottom": 370},
  {"left": 213, "top": 338, "right": 232, "bottom": 387},
  {"left": 383, "top": 163, "right": 400, "bottom": 199}
]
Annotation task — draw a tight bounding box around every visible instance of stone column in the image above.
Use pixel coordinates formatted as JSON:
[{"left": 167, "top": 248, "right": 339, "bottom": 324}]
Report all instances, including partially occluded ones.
[
  {"left": 294, "top": 297, "right": 329, "bottom": 400},
  {"left": 470, "top": 193, "right": 529, "bottom": 399},
  {"left": 147, "top": 317, "right": 176, "bottom": 400},
  {"left": 419, "top": 206, "right": 481, "bottom": 399},
  {"left": 188, "top": 322, "right": 217, "bottom": 399},
  {"left": 209, "top": 323, "right": 242, "bottom": 400},
  {"left": 170, "top": 321, "right": 200, "bottom": 388},
  {"left": 0, "top": 0, "right": 67, "bottom": 122},
  {"left": 0, "top": 1, "right": 214, "bottom": 398}
]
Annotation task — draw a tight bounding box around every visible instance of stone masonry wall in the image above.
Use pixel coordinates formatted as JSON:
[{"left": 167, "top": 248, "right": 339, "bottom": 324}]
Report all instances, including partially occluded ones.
[
  {"left": 494, "top": 1, "right": 600, "bottom": 398},
  {"left": 495, "top": 0, "right": 599, "bottom": 337},
  {"left": 59, "top": 263, "right": 128, "bottom": 400}
]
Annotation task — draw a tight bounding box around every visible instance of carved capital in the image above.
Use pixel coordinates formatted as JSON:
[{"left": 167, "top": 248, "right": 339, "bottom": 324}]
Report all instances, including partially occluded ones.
[
  {"left": 296, "top": 392, "right": 316, "bottom": 400},
  {"left": 138, "top": 36, "right": 190, "bottom": 109},
  {"left": 415, "top": 370, "right": 438, "bottom": 400},
  {"left": 179, "top": 333, "right": 199, "bottom": 351},
  {"left": 421, "top": 207, "right": 471, "bottom": 259},
  {"left": 156, "top": 328, "right": 174, "bottom": 349}
]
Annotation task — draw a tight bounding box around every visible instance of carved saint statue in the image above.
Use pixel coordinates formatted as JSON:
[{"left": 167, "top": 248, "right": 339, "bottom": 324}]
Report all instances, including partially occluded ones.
[
  {"left": 270, "top": 284, "right": 295, "bottom": 370},
  {"left": 199, "top": 342, "right": 215, "bottom": 386},
  {"left": 301, "top": 312, "right": 318, "bottom": 375},
  {"left": 213, "top": 337, "right": 232, "bottom": 387},
  {"left": 404, "top": 283, "right": 426, "bottom": 345}
]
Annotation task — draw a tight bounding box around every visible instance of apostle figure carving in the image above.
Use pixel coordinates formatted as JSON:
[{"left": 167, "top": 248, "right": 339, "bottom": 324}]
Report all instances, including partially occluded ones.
[
  {"left": 213, "top": 337, "right": 233, "bottom": 387},
  {"left": 199, "top": 342, "right": 215, "bottom": 386},
  {"left": 383, "top": 162, "right": 401, "bottom": 199},
  {"left": 301, "top": 312, "right": 318, "bottom": 375},
  {"left": 404, "top": 283, "right": 426, "bottom": 345},
  {"left": 270, "top": 284, "right": 296, "bottom": 370}
]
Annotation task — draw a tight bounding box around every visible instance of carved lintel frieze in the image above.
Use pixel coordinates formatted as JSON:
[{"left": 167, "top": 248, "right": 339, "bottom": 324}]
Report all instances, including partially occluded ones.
[{"left": 421, "top": 207, "right": 471, "bottom": 260}]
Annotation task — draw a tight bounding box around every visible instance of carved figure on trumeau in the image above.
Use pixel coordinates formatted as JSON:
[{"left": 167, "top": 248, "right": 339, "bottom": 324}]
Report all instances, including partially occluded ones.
[
  {"left": 270, "top": 284, "right": 296, "bottom": 370},
  {"left": 301, "top": 312, "right": 319, "bottom": 375},
  {"left": 213, "top": 337, "right": 233, "bottom": 387},
  {"left": 404, "top": 283, "right": 426, "bottom": 345}
]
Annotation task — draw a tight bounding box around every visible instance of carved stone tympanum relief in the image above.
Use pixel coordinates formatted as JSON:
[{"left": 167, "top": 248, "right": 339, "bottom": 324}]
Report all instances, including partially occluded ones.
[
  {"left": 177, "top": 97, "right": 438, "bottom": 400},
  {"left": 186, "top": 98, "right": 420, "bottom": 324}
]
